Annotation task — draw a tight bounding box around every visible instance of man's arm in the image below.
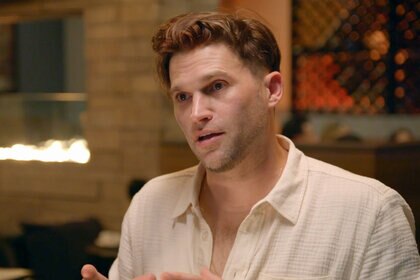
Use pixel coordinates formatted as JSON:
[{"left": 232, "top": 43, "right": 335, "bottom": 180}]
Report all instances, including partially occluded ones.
[{"left": 359, "top": 189, "right": 420, "bottom": 279}]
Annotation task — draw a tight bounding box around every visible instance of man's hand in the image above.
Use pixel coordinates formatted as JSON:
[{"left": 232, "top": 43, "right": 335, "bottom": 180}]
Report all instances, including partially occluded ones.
[
  {"left": 133, "top": 273, "right": 157, "bottom": 280},
  {"left": 160, "top": 268, "right": 221, "bottom": 280},
  {"left": 81, "top": 264, "right": 108, "bottom": 280},
  {"left": 81, "top": 265, "right": 219, "bottom": 280},
  {"left": 81, "top": 264, "right": 157, "bottom": 280}
]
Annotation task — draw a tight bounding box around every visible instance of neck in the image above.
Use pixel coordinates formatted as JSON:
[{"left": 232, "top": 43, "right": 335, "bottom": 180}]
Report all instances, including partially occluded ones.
[{"left": 201, "top": 135, "right": 287, "bottom": 214}]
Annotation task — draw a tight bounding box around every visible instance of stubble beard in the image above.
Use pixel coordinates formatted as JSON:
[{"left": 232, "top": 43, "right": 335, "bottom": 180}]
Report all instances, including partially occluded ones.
[{"left": 203, "top": 117, "right": 267, "bottom": 173}]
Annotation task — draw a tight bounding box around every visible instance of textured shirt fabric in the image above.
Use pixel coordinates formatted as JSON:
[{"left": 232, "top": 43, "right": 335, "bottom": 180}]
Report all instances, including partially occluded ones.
[{"left": 109, "top": 136, "right": 420, "bottom": 280}]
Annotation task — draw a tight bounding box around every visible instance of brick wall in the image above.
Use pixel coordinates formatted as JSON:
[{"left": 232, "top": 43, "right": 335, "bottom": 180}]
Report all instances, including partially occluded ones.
[{"left": 0, "top": 0, "right": 217, "bottom": 234}]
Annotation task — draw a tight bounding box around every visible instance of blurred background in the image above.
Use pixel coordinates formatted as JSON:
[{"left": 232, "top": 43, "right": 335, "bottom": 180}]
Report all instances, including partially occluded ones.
[{"left": 0, "top": 0, "right": 418, "bottom": 279}]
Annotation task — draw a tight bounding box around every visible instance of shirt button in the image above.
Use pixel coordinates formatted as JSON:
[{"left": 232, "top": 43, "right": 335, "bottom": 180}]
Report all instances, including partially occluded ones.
[{"left": 201, "top": 230, "right": 209, "bottom": 241}]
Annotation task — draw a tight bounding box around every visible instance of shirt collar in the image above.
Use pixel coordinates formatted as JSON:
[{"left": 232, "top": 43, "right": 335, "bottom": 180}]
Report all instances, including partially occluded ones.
[
  {"left": 171, "top": 135, "right": 309, "bottom": 225},
  {"left": 171, "top": 164, "right": 205, "bottom": 219},
  {"left": 263, "top": 135, "right": 309, "bottom": 224}
]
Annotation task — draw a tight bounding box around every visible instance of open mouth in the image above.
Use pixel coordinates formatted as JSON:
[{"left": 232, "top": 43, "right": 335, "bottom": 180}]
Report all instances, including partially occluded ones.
[{"left": 198, "top": 132, "right": 224, "bottom": 142}]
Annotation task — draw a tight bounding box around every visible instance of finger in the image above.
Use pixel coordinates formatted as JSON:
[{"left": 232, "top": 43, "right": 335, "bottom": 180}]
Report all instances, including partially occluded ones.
[
  {"left": 133, "top": 273, "right": 157, "bottom": 280},
  {"left": 81, "top": 264, "right": 108, "bottom": 280},
  {"left": 200, "top": 268, "right": 221, "bottom": 280},
  {"left": 160, "top": 271, "right": 201, "bottom": 280}
]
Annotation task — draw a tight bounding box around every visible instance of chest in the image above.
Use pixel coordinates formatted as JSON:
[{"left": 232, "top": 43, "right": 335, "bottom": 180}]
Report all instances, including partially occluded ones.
[
  {"left": 210, "top": 225, "right": 239, "bottom": 276},
  {"left": 139, "top": 206, "right": 369, "bottom": 280},
  {"left": 202, "top": 212, "right": 362, "bottom": 279}
]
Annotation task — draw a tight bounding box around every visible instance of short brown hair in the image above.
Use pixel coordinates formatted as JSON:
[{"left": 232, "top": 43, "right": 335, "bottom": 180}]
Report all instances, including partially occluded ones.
[{"left": 152, "top": 12, "right": 281, "bottom": 89}]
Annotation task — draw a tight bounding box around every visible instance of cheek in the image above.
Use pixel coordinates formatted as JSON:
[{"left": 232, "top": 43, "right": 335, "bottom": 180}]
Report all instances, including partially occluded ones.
[
  {"left": 174, "top": 109, "right": 189, "bottom": 133},
  {"left": 234, "top": 95, "right": 262, "bottom": 117},
  {"left": 238, "top": 98, "right": 267, "bottom": 126}
]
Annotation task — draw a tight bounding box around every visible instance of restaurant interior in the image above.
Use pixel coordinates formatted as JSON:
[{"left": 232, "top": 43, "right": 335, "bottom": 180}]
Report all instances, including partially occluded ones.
[{"left": 0, "top": 0, "right": 419, "bottom": 279}]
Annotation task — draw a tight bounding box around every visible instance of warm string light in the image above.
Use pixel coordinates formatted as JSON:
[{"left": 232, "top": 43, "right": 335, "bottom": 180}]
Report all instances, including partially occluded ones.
[{"left": 0, "top": 139, "right": 90, "bottom": 164}]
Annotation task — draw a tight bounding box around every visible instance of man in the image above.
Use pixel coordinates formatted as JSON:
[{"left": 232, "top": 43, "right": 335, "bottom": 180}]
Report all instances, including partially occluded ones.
[{"left": 82, "top": 12, "right": 420, "bottom": 280}]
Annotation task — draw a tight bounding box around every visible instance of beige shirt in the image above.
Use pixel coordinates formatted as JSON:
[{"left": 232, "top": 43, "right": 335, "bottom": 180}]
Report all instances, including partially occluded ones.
[{"left": 110, "top": 136, "right": 420, "bottom": 279}]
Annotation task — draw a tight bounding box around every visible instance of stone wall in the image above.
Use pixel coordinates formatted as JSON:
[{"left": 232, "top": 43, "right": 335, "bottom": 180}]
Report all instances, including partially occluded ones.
[{"left": 0, "top": 0, "right": 217, "bottom": 234}]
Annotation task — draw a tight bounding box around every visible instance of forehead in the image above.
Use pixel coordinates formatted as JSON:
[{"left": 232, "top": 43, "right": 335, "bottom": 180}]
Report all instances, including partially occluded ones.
[{"left": 168, "top": 44, "right": 246, "bottom": 88}]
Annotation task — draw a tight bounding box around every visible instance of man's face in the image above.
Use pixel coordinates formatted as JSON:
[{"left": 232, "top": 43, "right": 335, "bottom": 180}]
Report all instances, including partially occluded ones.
[{"left": 169, "top": 43, "right": 270, "bottom": 172}]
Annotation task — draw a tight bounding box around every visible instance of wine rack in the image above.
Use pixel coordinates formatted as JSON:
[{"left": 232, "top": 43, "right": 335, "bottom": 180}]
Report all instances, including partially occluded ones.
[{"left": 292, "top": 0, "right": 419, "bottom": 114}]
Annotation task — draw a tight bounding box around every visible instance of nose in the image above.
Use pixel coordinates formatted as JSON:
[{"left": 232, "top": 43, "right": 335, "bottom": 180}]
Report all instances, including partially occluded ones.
[{"left": 191, "top": 93, "right": 212, "bottom": 123}]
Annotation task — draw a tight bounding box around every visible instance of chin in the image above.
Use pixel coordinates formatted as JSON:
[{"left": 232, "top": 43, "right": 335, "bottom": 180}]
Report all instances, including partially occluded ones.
[
  {"left": 207, "top": 165, "right": 232, "bottom": 173},
  {"left": 203, "top": 157, "right": 237, "bottom": 173}
]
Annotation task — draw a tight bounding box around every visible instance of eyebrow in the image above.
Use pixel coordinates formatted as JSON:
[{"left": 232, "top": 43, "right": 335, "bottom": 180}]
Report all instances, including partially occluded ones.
[{"left": 169, "top": 70, "right": 230, "bottom": 95}]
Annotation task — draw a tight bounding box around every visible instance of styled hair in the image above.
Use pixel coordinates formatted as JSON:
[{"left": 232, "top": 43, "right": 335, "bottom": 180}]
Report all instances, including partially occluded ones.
[{"left": 152, "top": 11, "right": 281, "bottom": 89}]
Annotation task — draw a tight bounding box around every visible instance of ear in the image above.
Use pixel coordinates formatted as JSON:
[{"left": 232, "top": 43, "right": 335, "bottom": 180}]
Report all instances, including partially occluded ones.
[{"left": 263, "top": 71, "right": 283, "bottom": 108}]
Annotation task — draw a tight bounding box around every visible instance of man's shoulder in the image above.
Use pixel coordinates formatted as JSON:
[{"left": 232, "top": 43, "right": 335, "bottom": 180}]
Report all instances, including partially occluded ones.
[
  {"left": 149, "top": 165, "right": 198, "bottom": 184},
  {"left": 132, "top": 165, "right": 199, "bottom": 203},
  {"left": 303, "top": 156, "right": 412, "bottom": 223},
  {"left": 128, "top": 165, "right": 199, "bottom": 219},
  {"left": 305, "top": 156, "right": 394, "bottom": 199},
  {"left": 145, "top": 165, "right": 198, "bottom": 192}
]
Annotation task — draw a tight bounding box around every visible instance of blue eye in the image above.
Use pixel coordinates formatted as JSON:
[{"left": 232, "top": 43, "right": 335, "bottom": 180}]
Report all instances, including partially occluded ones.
[
  {"left": 175, "top": 93, "right": 189, "bottom": 102},
  {"left": 213, "top": 82, "right": 224, "bottom": 91},
  {"left": 205, "top": 81, "right": 226, "bottom": 94}
]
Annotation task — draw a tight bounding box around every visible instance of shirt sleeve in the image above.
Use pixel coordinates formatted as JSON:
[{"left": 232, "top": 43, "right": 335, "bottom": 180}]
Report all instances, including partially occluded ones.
[
  {"left": 109, "top": 200, "right": 139, "bottom": 280},
  {"left": 108, "top": 258, "right": 119, "bottom": 279},
  {"left": 359, "top": 188, "right": 420, "bottom": 279}
]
